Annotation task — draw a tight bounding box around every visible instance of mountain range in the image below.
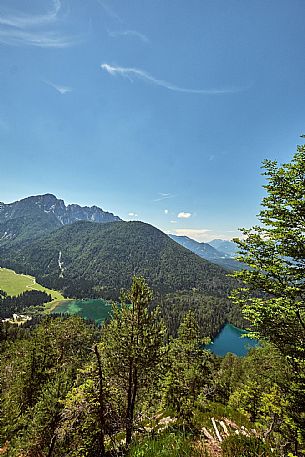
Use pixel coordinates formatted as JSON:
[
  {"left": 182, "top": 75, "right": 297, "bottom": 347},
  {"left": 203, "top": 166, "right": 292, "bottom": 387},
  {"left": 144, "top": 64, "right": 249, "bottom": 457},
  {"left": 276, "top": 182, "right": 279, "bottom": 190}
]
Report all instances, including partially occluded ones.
[
  {"left": 169, "top": 235, "right": 241, "bottom": 270},
  {"left": 0, "top": 193, "right": 244, "bottom": 335},
  {"left": 0, "top": 194, "right": 120, "bottom": 247},
  {"left": 0, "top": 194, "right": 239, "bottom": 294},
  {"left": 2, "top": 219, "right": 236, "bottom": 299}
]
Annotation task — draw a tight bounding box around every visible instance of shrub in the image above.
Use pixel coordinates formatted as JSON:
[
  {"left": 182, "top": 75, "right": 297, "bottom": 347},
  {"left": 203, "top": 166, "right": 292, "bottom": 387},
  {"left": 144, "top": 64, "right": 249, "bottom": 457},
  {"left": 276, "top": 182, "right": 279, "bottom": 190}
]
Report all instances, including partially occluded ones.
[{"left": 221, "top": 434, "right": 275, "bottom": 457}]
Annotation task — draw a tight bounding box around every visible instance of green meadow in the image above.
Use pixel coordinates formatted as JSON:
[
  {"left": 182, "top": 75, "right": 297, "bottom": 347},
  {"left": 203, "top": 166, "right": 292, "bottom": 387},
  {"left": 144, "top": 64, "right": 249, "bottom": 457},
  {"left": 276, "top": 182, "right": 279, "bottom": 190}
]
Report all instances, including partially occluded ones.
[{"left": 0, "top": 267, "right": 65, "bottom": 302}]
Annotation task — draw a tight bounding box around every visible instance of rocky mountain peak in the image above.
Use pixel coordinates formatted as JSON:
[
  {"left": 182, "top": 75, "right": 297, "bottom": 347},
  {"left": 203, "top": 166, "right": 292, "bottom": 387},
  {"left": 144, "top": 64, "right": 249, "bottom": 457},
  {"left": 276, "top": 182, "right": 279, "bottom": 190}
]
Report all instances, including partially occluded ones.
[{"left": 0, "top": 194, "right": 121, "bottom": 226}]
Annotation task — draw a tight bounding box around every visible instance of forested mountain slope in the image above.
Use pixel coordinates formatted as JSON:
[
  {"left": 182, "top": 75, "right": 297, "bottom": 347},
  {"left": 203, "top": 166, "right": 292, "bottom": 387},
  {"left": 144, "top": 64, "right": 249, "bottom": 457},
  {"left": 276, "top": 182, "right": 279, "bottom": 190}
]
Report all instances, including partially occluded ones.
[{"left": 0, "top": 220, "right": 236, "bottom": 300}]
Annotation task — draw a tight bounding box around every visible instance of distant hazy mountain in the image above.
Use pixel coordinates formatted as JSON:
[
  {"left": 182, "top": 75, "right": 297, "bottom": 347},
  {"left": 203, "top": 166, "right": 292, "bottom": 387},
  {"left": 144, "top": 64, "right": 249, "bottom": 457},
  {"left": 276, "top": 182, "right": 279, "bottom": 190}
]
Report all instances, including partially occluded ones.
[
  {"left": 0, "top": 194, "right": 121, "bottom": 246},
  {"left": 169, "top": 235, "right": 227, "bottom": 259},
  {"left": 208, "top": 239, "right": 238, "bottom": 257},
  {"left": 169, "top": 234, "right": 241, "bottom": 270}
]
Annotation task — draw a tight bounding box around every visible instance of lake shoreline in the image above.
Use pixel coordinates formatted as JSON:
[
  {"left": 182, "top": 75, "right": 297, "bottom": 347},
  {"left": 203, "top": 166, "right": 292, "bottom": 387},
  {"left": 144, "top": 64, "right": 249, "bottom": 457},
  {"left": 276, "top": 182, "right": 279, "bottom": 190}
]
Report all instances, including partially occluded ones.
[{"left": 207, "top": 323, "right": 258, "bottom": 357}]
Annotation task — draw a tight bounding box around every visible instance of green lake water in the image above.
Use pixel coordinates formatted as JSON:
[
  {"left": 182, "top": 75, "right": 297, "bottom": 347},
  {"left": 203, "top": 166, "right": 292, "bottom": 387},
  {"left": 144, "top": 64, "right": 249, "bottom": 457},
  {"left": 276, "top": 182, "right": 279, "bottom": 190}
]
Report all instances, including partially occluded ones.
[
  {"left": 207, "top": 323, "right": 258, "bottom": 357},
  {"left": 52, "top": 299, "right": 112, "bottom": 324}
]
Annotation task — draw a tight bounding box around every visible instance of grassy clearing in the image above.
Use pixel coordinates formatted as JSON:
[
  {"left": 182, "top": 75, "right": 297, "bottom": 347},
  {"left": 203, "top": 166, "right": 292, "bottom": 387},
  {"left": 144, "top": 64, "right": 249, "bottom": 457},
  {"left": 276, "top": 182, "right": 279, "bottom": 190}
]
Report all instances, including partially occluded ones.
[{"left": 0, "top": 267, "right": 65, "bottom": 301}]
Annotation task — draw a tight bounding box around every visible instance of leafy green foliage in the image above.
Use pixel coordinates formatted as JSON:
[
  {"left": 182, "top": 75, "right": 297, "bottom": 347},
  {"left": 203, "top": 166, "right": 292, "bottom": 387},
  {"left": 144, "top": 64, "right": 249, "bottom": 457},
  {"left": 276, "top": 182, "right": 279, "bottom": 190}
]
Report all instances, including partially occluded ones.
[
  {"left": 232, "top": 144, "right": 305, "bottom": 362},
  {"left": 0, "top": 214, "right": 61, "bottom": 249},
  {"left": 231, "top": 142, "right": 305, "bottom": 454}
]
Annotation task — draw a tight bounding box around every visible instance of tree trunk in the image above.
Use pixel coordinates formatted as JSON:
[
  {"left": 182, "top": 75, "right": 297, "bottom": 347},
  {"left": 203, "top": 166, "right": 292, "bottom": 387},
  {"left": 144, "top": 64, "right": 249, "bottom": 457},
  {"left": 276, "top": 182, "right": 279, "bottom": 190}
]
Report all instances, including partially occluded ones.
[
  {"left": 126, "top": 363, "right": 138, "bottom": 446},
  {"left": 126, "top": 359, "right": 134, "bottom": 446},
  {"left": 94, "top": 345, "right": 106, "bottom": 457}
]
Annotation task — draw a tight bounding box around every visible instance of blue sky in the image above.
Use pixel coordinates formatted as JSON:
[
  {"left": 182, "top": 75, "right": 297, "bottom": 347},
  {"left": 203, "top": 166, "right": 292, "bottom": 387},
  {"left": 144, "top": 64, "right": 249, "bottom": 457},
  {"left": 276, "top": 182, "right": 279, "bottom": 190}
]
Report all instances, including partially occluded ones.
[{"left": 0, "top": 0, "right": 304, "bottom": 241}]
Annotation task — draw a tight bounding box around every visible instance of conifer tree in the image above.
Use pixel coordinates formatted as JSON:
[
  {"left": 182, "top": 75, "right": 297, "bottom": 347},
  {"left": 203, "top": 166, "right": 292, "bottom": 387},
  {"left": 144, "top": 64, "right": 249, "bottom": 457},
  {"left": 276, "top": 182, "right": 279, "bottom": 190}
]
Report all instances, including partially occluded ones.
[
  {"left": 100, "top": 276, "right": 165, "bottom": 446},
  {"left": 162, "top": 310, "right": 213, "bottom": 424}
]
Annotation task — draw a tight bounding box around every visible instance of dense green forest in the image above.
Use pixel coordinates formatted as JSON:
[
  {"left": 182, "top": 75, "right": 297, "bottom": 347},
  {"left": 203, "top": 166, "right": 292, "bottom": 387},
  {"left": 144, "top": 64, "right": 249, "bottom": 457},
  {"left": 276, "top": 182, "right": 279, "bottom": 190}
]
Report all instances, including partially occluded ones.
[
  {"left": 1, "top": 143, "right": 305, "bottom": 456},
  {"left": 0, "top": 279, "right": 301, "bottom": 457},
  {"left": 161, "top": 291, "right": 246, "bottom": 339}
]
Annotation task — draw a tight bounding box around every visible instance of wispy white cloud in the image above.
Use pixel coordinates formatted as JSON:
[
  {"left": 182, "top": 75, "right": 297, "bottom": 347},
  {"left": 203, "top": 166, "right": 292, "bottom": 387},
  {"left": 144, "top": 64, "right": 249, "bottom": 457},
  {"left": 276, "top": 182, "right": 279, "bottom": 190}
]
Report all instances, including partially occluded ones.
[
  {"left": 108, "top": 29, "right": 149, "bottom": 43},
  {"left": 44, "top": 80, "right": 72, "bottom": 95},
  {"left": 170, "top": 220, "right": 177, "bottom": 224},
  {"left": 164, "top": 209, "right": 169, "bottom": 214},
  {"left": 0, "top": 0, "right": 61, "bottom": 28},
  {"left": 101, "top": 63, "right": 250, "bottom": 95},
  {"left": 96, "top": 0, "right": 123, "bottom": 23},
  {"left": 153, "top": 193, "right": 175, "bottom": 202},
  {"left": 128, "top": 212, "right": 138, "bottom": 217},
  {"left": 0, "top": 29, "right": 81, "bottom": 47},
  {"left": 177, "top": 212, "right": 192, "bottom": 219},
  {"left": 0, "top": 1, "right": 82, "bottom": 48}
]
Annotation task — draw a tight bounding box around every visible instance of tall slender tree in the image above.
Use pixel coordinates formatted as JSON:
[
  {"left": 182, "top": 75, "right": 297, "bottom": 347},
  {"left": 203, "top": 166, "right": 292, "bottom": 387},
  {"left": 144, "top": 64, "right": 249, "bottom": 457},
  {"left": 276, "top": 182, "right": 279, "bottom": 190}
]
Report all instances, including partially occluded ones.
[
  {"left": 100, "top": 276, "right": 165, "bottom": 446},
  {"left": 162, "top": 310, "right": 213, "bottom": 424}
]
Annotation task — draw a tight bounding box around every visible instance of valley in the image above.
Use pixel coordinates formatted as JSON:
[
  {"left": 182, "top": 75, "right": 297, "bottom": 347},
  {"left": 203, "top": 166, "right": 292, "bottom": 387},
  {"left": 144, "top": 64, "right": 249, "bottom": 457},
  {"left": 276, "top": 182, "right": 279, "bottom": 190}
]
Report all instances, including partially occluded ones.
[
  {"left": 1, "top": 175, "right": 303, "bottom": 457},
  {"left": 0, "top": 194, "right": 243, "bottom": 339}
]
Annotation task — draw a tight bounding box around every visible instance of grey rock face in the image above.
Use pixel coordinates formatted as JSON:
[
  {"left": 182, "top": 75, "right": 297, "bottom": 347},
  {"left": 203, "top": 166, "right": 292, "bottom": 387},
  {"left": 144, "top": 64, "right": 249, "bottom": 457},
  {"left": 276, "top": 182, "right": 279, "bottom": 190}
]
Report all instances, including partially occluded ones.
[{"left": 0, "top": 193, "right": 121, "bottom": 226}]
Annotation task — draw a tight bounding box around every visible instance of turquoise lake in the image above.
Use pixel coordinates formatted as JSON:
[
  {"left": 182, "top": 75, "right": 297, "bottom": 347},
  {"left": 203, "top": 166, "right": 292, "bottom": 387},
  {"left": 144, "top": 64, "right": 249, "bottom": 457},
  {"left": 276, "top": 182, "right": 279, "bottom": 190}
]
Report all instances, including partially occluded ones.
[
  {"left": 207, "top": 323, "right": 258, "bottom": 357},
  {"left": 53, "top": 301, "right": 258, "bottom": 356},
  {"left": 52, "top": 299, "right": 112, "bottom": 324}
]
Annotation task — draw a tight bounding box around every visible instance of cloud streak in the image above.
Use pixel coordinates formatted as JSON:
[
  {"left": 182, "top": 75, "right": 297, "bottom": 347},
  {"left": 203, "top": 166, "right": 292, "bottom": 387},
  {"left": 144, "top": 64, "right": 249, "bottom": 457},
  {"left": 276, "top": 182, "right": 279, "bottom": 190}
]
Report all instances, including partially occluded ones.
[
  {"left": 0, "top": 0, "right": 82, "bottom": 48},
  {"left": 153, "top": 193, "right": 175, "bottom": 202},
  {"left": 108, "top": 29, "right": 149, "bottom": 43},
  {"left": 44, "top": 80, "right": 72, "bottom": 95},
  {"left": 0, "top": 29, "right": 81, "bottom": 48},
  {"left": 101, "top": 63, "right": 250, "bottom": 95},
  {"left": 0, "top": 0, "right": 61, "bottom": 28},
  {"left": 96, "top": 0, "right": 123, "bottom": 23}
]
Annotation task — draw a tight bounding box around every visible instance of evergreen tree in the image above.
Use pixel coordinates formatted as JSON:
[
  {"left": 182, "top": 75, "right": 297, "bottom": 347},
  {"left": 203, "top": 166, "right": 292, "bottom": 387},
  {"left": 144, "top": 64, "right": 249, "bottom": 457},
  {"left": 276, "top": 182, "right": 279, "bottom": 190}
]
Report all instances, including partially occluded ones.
[
  {"left": 100, "top": 276, "right": 165, "bottom": 446},
  {"left": 162, "top": 310, "right": 213, "bottom": 424}
]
